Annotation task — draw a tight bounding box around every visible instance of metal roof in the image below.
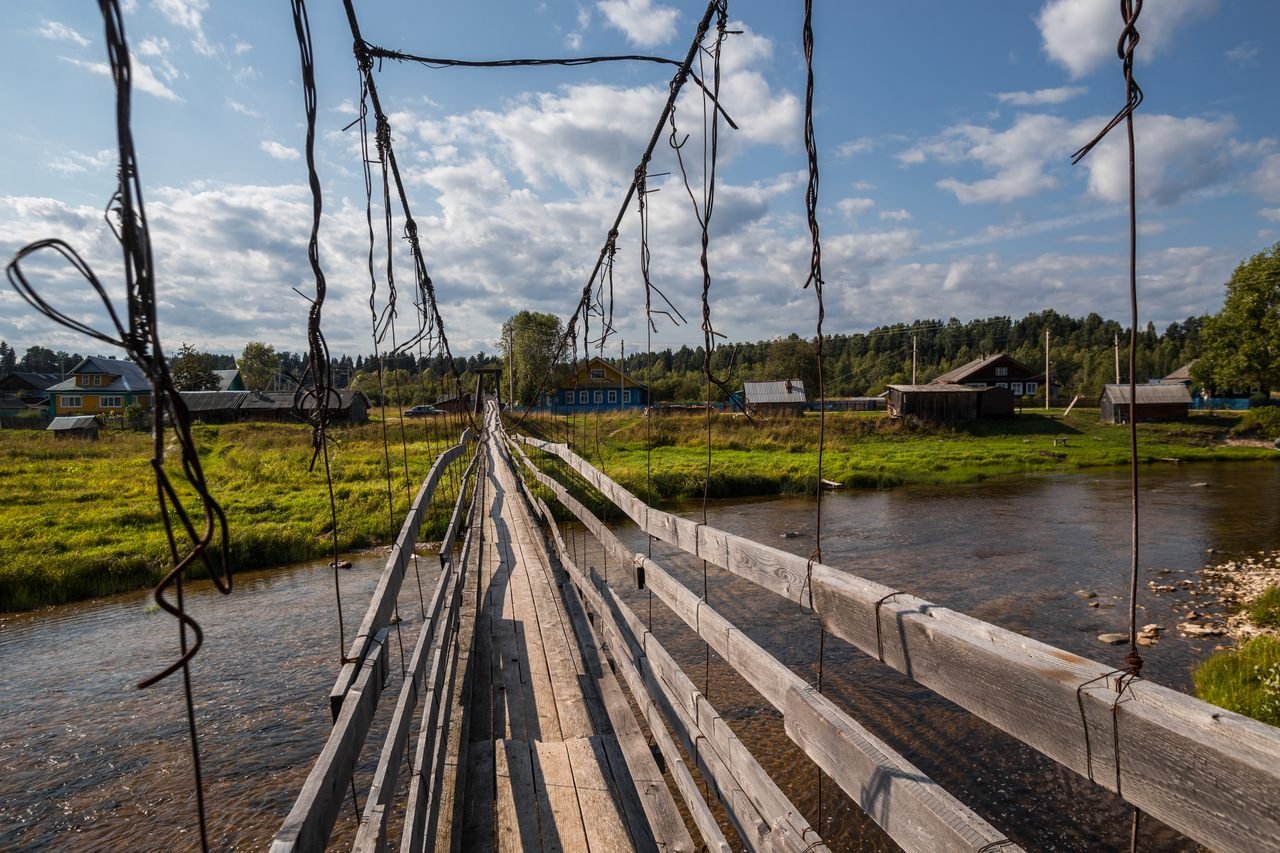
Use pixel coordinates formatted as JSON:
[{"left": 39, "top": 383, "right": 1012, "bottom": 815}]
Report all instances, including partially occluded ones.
[
  {"left": 49, "top": 356, "right": 151, "bottom": 394},
  {"left": 181, "top": 391, "right": 249, "bottom": 411},
  {"left": 887, "top": 383, "right": 979, "bottom": 393},
  {"left": 743, "top": 379, "right": 807, "bottom": 404},
  {"left": 47, "top": 415, "right": 98, "bottom": 430},
  {"left": 1101, "top": 384, "right": 1192, "bottom": 405},
  {"left": 931, "top": 353, "right": 1033, "bottom": 385}
]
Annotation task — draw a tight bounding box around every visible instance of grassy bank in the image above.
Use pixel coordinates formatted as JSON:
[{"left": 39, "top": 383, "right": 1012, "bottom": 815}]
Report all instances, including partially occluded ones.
[
  {"left": 510, "top": 407, "right": 1277, "bottom": 502},
  {"left": 0, "top": 419, "right": 469, "bottom": 612}
]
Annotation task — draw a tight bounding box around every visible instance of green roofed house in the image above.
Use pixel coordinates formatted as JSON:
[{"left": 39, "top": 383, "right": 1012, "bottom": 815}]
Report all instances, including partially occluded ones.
[{"left": 46, "top": 356, "right": 152, "bottom": 417}]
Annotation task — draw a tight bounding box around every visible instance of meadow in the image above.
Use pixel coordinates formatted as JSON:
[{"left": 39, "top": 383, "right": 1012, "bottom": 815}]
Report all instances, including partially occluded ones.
[
  {"left": 511, "top": 406, "right": 1278, "bottom": 502},
  {"left": 0, "top": 417, "right": 471, "bottom": 611}
]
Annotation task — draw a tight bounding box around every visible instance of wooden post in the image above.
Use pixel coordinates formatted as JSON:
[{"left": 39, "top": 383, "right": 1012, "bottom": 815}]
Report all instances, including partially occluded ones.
[{"left": 1044, "top": 328, "right": 1050, "bottom": 410}]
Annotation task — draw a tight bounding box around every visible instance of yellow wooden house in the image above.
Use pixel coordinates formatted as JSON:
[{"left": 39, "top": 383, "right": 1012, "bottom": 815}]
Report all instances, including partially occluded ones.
[{"left": 46, "top": 356, "right": 152, "bottom": 416}]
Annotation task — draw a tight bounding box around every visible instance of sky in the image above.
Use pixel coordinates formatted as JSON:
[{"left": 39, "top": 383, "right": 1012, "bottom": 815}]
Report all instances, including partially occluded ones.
[{"left": 1, "top": 0, "right": 1278, "bottom": 364}]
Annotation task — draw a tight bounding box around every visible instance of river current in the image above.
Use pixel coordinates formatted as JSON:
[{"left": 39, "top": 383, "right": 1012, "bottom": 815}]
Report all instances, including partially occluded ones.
[{"left": 2, "top": 461, "right": 1277, "bottom": 850}]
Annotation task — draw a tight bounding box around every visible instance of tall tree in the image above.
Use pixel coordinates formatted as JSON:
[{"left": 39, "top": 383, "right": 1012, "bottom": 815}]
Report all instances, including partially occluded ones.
[
  {"left": 1194, "top": 242, "right": 1280, "bottom": 395},
  {"left": 240, "top": 341, "right": 278, "bottom": 392},
  {"left": 170, "top": 343, "right": 221, "bottom": 391},
  {"left": 0, "top": 340, "right": 15, "bottom": 374},
  {"left": 498, "top": 311, "right": 563, "bottom": 406},
  {"left": 18, "top": 345, "right": 59, "bottom": 373}
]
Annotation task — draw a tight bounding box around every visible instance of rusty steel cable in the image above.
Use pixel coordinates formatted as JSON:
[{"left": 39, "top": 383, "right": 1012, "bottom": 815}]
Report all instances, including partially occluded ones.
[
  {"left": 6, "top": 2, "right": 230, "bottom": 848},
  {"left": 341, "top": 0, "right": 460, "bottom": 386},
  {"left": 511, "top": 0, "right": 726, "bottom": 432},
  {"left": 1070, "top": 3, "right": 1145, "bottom": 849}
]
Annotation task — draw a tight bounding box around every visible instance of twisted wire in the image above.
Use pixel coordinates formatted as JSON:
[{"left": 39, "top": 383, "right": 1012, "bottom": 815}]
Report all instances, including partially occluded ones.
[{"left": 6, "top": 2, "right": 230, "bottom": 847}]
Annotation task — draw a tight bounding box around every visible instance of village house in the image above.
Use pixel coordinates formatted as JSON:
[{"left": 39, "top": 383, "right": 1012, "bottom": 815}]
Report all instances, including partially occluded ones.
[
  {"left": 931, "top": 353, "right": 1042, "bottom": 399},
  {"left": 46, "top": 356, "right": 151, "bottom": 417},
  {"left": 548, "top": 357, "right": 648, "bottom": 411},
  {"left": 0, "top": 371, "right": 60, "bottom": 415},
  {"left": 885, "top": 383, "right": 1014, "bottom": 423}
]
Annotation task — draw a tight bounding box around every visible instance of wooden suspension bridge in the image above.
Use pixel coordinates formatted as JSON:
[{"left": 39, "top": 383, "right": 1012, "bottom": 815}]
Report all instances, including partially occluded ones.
[{"left": 267, "top": 399, "right": 1280, "bottom": 853}]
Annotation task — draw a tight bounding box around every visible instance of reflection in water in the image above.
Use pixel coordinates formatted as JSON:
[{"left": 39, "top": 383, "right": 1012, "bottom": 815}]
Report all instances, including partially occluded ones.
[{"left": 1, "top": 462, "right": 1277, "bottom": 850}]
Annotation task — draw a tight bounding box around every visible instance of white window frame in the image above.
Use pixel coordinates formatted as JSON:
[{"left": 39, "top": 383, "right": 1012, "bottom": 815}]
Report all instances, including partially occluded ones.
[
  {"left": 1025, "top": 381, "right": 1038, "bottom": 395},
  {"left": 995, "top": 366, "right": 1008, "bottom": 377},
  {"left": 578, "top": 390, "right": 588, "bottom": 404},
  {"left": 608, "top": 390, "right": 617, "bottom": 403},
  {"left": 1011, "top": 382, "right": 1024, "bottom": 395},
  {"left": 996, "top": 382, "right": 1009, "bottom": 389},
  {"left": 62, "top": 395, "right": 82, "bottom": 408},
  {"left": 622, "top": 390, "right": 632, "bottom": 403},
  {"left": 593, "top": 391, "right": 603, "bottom": 403},
  {"left": 590, "top": 368, "right": 605, "bottom": 380},
  {"left": 101, "top": 396, "right": 123, "bottom": 408}
]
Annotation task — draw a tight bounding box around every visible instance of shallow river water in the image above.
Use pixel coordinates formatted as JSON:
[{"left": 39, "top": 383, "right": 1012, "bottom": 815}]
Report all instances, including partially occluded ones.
[{"left": 2, "top": 461, "right": 1277, "bottom": 850}]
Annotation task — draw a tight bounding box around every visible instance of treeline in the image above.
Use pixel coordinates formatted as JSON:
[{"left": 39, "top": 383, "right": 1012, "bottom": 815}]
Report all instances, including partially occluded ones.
[{"left": 620, "top": 310, "right": 1205, "bottom": 402}]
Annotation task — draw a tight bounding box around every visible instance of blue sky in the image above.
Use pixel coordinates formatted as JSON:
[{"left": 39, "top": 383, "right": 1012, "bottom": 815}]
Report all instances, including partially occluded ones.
[{"left": 2, "top": 0, "right": 1278, "bottom": 362}]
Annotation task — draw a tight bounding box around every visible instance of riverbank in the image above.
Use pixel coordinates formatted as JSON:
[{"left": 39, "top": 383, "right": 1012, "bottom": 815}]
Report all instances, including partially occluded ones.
[
  {"left": 512, "top": 407, "right": 1278, "bottom": 501},
  {"left": 0, "top": 420, "right": 467, "bottom": 612}
]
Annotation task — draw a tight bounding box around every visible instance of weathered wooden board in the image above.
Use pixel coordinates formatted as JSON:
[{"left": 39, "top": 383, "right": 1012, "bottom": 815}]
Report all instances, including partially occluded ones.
[
  {"left": 270, "top": 628, "right": 390, "bottom": 853},
  {"left": 533, "top": 739, "right": 589, "bottom": 852},
  {"left": 331, "top": 436, "right": 472, "bottom": 716},
  {"left": 567, "top": 735, "right": 633, "bottom": 853},
  {"left": 495, "top": 739, "right": 540, "bottom": 851},
  {"left": 522, "top": 434, "right": 1280, "bottom": 853},
  {"left": 638, "top": 555, "right": 1016, "bottom": 852},
  {"left": 460, "top": 739, "right": 496, "bottom": 853}
]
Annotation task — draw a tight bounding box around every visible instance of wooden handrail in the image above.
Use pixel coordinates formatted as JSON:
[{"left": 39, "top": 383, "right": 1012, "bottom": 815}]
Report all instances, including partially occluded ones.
[{"left": 516, "top": 434, "right": 1280, "bottom": 853}]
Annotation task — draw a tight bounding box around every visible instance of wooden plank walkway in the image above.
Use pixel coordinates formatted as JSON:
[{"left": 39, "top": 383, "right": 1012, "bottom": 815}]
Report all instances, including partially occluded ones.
[{"left": 451, "top": 405, "right": 689, "bottom": 852}]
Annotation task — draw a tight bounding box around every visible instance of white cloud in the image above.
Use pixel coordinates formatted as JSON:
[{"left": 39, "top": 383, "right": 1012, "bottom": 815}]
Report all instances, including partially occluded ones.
[
  {"left": 137, "top": 37, "right": 180, "bottom": 82},
  {"left": 226, "top": 98, "right": 259, "bottom": 118},
  {"left": 837, "top": 138, "right": 875, "bottom": 158},
  {"left": 60, "top": 56, "right": 183, "bottom": 102},
  {"left": 837, "top": 197, "right": 875, "bottom": 219},
  {"left": 260, "top": 141, "right": 300, "bottom": 161},
  {"left": 880, "top": 209, "right": 912, "bottom": 222},
  {"left": 1261, "top": 208, "right": 1280, "bottom": 222},
  {"left": 152, "top": 0, "right": 217, "bottom": 57},
  {"left": 1079, "top": 113, "right": 1236, "bottom": 206},
  {"left": 1254, "top": 153, "right": 1280, "bottom": 202},
  {"left": 234, "top": 41, "right": 252, "bottom": 55},
  {"left": 1037, "top": 0, "right": 1216, "bottom": 78},
  {"left": 927, "top": 114, "right": 1072, "bottom": 203},
  {"left": 994, "top": 86, "right": 1086, "bottom": 106},
  {"left": 1225, "top": 41, "right": 1259, "bottom": 64},
  {"left": 38, "top": 21, "right": 89, "bottom": 47},
  {"left": 597, "top": 0, "right": 679, "bottom": 48},
  {"left": 46, "top": 149, "right": 115, "bottom": 175}
]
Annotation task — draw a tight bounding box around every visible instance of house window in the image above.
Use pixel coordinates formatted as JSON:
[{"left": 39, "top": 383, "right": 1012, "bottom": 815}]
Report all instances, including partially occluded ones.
[
  {"left": 995, "top": 366, "right": 1008, "bottom": 377},
  {"left": 62, "top": 395, "right": 82, "bottom": 408},
  {"left": 1011, "top": 382, "right": 1024, "bottom": 395},
  {"left": 608, "top": 390, "right": 617, "bottom": 403},
  {"left": 594, "top": 391, "right": 603, "bottom": 403},
  {"left": 996, "top": 382, "right": 1009, "bottom": 389},
  {"left": 578, "top": 390, "right": 588, "bottom": 404},
  {"left": 623, "top": 390, "right": 632, "bottom": 403},
  {"left": 1025, "top": 382, "right": 1037, "bottom": 395},
  {"left": 101, "top": 396, "right": 123, "bottom": 408},
  {"left": 590, "top": 368, "right": 605, "bottom": 380}
]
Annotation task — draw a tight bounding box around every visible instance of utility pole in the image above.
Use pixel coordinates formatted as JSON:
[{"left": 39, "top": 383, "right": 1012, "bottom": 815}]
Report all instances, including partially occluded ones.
[
  {"left": 1044, "top": 328, "right": 1051, "bottom": 411},
  {"left": 911, "top": 334, "right": 917, "bottom": 385},
  {"left": 1114, "top": 333, "right": 1121, "bottom": 384},
  {"left": 619, "top": 340, "right": 625, "bottom": 410}
]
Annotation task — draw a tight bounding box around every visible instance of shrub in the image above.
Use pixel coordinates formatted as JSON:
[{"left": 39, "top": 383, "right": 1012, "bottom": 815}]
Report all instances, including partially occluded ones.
[
  {"left": 1193, "top": 636, "right": 1280, "bottom": 727},
  {"left": 1249, "top": 586, "right": 1280, "bottom": 629},
  {"left": 1233, "top": 406, "right": 1280, "bottom": 439}
]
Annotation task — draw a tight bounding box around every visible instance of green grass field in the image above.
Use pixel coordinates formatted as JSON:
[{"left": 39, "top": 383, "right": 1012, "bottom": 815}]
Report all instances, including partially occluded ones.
[
  {"left": 0, "top": 418, "right": 470, "bottom": 611},
  {"left": 511, "top": 407, "right": 1277, "bottom": 502}
]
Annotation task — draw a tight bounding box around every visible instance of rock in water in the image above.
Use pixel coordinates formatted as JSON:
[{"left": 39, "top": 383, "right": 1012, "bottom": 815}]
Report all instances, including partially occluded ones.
[{"left": 1098, "top": 633, "right": 1128, "bottom": 645}]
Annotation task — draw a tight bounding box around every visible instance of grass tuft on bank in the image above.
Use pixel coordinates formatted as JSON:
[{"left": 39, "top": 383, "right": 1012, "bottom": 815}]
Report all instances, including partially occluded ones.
[
  {"left": 1193, "top": 636, "right": 1280, "bottom": 727},
  {"left": 0, "top": 419, "right": 470, "bottom": 612}
]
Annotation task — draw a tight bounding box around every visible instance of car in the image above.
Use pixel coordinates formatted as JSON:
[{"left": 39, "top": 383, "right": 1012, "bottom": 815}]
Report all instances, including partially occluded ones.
[{"left": 403, "top": 405, "right": 443, "bottom": 417}]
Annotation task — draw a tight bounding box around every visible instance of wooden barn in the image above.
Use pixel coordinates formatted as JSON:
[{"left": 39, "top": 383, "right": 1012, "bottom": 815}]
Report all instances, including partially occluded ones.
[
  {"left": 743, "top": 379, "right": 807, "bottom": 417},
  {"left": 1100, "top": 384, "right": 1191, "bottom": 423},
  {"left": 46, "top": 415, "right": 99, "bottom": 440},
  {"left": 886, "top": 384, "right": 1013, "bottom": 423}
]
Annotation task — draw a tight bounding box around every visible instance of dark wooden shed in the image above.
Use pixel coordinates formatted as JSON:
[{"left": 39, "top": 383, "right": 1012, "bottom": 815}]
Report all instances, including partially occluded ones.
[
  {"left": 1099, "top": 384, "right": 1191, "bottom": 423},
  {"left": 47, "top": 415, "right": 99, "bottom": 440},
  {"left": 886, "top": 384, "right": 980, "bottom": 423}
]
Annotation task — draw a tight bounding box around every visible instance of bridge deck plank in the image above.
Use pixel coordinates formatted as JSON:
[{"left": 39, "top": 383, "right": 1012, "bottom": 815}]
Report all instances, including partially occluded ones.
[{"left": 456, "top": 409, "right": 675, "bottom": 851}]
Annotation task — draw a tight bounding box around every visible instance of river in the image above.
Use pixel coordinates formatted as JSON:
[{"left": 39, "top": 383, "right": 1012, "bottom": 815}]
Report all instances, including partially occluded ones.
[{"left": 1, "top": 461, "right": 1277, "bottom": 850}]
